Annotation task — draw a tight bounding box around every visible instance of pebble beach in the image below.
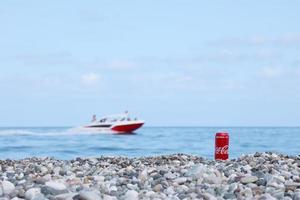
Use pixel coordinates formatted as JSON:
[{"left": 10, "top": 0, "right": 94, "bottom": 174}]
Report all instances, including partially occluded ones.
[{"left": 0, "top": 152, "right": 299, "bottom": 200}]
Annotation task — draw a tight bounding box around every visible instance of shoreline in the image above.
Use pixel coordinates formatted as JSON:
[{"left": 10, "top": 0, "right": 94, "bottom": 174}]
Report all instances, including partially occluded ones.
[{"left": 0, "top": 152, "right": 299, "bottom": 200}]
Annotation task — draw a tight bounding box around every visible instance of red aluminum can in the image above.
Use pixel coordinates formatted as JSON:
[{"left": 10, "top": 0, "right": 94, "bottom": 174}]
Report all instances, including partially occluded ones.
[{"left": 215, "top": 132, "right": 229, "bottom": 160}]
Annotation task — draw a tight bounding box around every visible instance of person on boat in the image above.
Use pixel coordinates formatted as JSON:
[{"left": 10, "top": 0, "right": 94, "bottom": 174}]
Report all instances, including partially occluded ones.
[
  {"left": 125, "top": 111, "right": 130, "bottom": 121},
  {"left": 91, "top": 114, "right": 97, "bottom": 122}
]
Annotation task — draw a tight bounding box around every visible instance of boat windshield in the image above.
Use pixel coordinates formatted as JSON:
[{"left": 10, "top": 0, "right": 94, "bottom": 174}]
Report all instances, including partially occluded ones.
[{"left": 99, "top": 114, "right": 133, "bottom": 123}]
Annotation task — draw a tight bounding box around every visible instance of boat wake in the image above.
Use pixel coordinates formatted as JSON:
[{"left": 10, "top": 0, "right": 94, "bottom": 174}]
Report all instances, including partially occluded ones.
[
  {"left": 0, "top": 129, "right": 39, "bottom": 136},
  {"left": 69, "top": 127, "right": 115, "bottom": 134},
  {"left": 0, "top": 127, "right": 114, "bottom": 136}
]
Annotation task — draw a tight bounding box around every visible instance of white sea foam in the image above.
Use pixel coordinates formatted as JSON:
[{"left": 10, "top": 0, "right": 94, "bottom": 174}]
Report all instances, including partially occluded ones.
[
  {"left": 0, "top": 127, "right": 114, "bottom": 136},
  {"left": 0, "top": 129, "right": 37, "bottom": 136},
  {"left": 0, "top": 129, "right": 70, "bottom": 136},
  {"left": 69, "top": 127, "right": 114, "bottom": 134}
]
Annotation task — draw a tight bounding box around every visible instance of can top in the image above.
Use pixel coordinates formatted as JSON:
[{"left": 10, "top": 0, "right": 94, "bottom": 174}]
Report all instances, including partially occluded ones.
[{"left": 216, "top": 132, "right": 229, "bottom": 137}]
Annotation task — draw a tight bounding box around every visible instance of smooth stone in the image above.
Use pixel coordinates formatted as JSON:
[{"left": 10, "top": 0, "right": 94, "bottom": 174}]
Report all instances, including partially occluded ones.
[
  {"left": 55, "top": 193, "right": 77, "bottom": 200},
  {"left": 42, "top": 174, "right": 51, "bottom": 182},
  {"left": 241, "top": 165, "right": 252, "bottom": 173},
  {"left": 0, "top": 186, "right": 4, "bottom": 196},
  {"left": 59, "top": 167, "right": 68, "bottom": 176},
  {"left": 172, "top": 160, "right": 181, "bottom": 165},
  {"left": 30, "top": 193, "right": 47, "bottom": 200},
  {"left": 16, "top": 188, "right": 26, "bottom": 198},
  {"left": 40, "top": 166, "right": 48, "bottom": 174},
  {"left": 78, "top": 191, "right": 102, "bottom": 200},
  {"left": 202, "top": 192, "right": 217, "bottom": 200},
  {"left": 204, "top": 174, "right": 221, "bottom": 184},
  {"left": 126, "top": 183, "right": 137, "bottom": 190},
  {"left": 124, "top": 190, "right": 138, "bottom": 200},
  {"left": 177, "top": 185, "right": 189, "bottom": 193},
  {"left": 267, "top": 179, "right": 280, "bottom": 188},
  {"left": 139, "top": 169, "right": 148, "bottom": 182},
  {"left": 1, "top": 180, "right": 15, "bottom": 195},
  {"left": 252, "top": 171, "right": 265, "bottom": 179},
  {"left": 273, "top": 175, "right": 285, "bottom": 183},
  {"left": 283, "top": 197, "right": 292, "bottom": 200},
  {"left": 76, "top": 171, "right": 84, "bottom": 177},
  {"left": 265, "top": 187, "right": 276, "bottom": 194},
  {"left": 88, "top": 158, "right": 98, "bottom": 164},
  {"left": 252, "top": 187, "right": 264, "bottom": 196},
  {"left": 41, "top": 185, "right": 67, "bottom": 196},
  {"left": 293, "top": 176, "right": 300, "bottom": 181},
  {"left": 281, "top": 171, "right": 292, "bottom": 178},
  {"left": 256, "top": 178, "right": 267, "bottom": 186},
  {"left": 240, "top": 176, "right": 258, "bottom": 184},
  {"left": 223, "top": 193, "right": 236, "bottom": 199},
  {"left": 247, "top": 183, "right": 258, "bottom": 188},
  {"left": 109, "top": 186, "right": 118, "bottom": 192},
  {"left": 164, "top": 172, "right": 176, "bottom": 180},
  {"left": 25, "top": 188, "right": 41, "bottom": 200},
  {"left": 151, "top": 173, "right": 162, "bottom": 180},
  {"left": 189, "top": 192, "right": 198, "bottom": 199},
  {"left": 153, "top": 184, "right": 163, "bottom": 192},
  {"left": 259, "top": 193, "right": 276, "bottom": 200},
  {"left": 177, "top": 193, "right": 188, "bottom": 199},
  {"left": 271, "top": 190, "right": 284, "bottom": 199},
  {"left": 18, "top": 180, "right": 26, "bottom": 185},
  {"left": 103, "top": 195, "right": 117, "bottom": 200},
  {"left": 34, "top": 177, "right": 47, "bottom": 185},
  {"left": 228, "top": 183, "right": 238, "bottom": 193},
  {"left": 67, "top": 178, "right": 81, "bottom": 186},
  {"left": 53, "top": 167, "right": 61, "bottom": 175},
  {"left": 285, "top": 181, "right": 300, "bottom": 190},
  {"left": 293, "top": 192, "right": 300, "bottom": 200},
  {"left": 243, "top": 188, "right": 253, "bottom": 198},
  {"left": 93, "top": 176, "right": 105, "bottom": 182},
  {"left": 45, "top": 181, "right": 67, "bottom": 191},
  {"left": 165, "top": 186, "right": 175, "bottom": 195},
  {"left": 187, "top": 165, "right": 206, "bottom": 178},
  {"left": 174, "top": 177, "right": 187, "bottom": 185},
  {"left": 180, "top": 168, "right": 188, "bottom": 174},
  {"left": 145, "top": 191, "right": 155, "bottom": 197},
  {"left": 16, "top": 173, "right": 24, "bottom": 180}
]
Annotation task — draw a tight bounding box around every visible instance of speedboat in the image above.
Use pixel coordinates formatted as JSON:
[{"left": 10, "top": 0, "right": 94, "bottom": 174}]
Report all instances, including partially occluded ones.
[{"left": 83, "top": 113, "right": 144, "bottom": 133}]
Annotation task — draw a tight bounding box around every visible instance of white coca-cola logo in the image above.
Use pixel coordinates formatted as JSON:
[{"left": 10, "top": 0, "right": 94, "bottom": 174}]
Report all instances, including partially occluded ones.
[{"left": 215, "top": 145, "right": 228, "bottom": 154}]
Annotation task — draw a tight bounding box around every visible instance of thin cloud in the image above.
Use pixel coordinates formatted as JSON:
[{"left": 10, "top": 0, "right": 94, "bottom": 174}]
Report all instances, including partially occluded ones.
[
  {"left": 259, "top": 66, "right": 300, "bottom": 79},
  {"left": 15, "top": 52, "right": 76, "bottom": 66},
  {"left": 208, "top": 33, "right": 300, "bottom": 47},
  {"left": 106, "top": 60, "right": 137, "bottom": 69},
  {"left": 261, "top": 67, "right": 284, "bottom": 78},
  {"left": 88, "top": 59, "right": 137, "bottom": 70},
  {"left": 81, "top": 73, "right": 100, "bottom": 86}
]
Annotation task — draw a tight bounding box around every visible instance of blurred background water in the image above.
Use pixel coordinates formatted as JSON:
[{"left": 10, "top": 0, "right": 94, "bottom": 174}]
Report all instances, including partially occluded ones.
[{"left": 0, "top": 127, "right": 299, "bottom": 160}]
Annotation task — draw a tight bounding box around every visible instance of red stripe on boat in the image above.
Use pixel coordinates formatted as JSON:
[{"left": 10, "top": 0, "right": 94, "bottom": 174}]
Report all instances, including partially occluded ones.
[{"left": 111, "top": 123, "right": 144, "bottom": 133}]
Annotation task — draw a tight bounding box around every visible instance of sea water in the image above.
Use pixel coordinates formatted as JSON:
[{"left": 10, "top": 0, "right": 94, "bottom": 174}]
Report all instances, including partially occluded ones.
[{"left": 0, "top": 127, "right": 299, "bottom": 160}]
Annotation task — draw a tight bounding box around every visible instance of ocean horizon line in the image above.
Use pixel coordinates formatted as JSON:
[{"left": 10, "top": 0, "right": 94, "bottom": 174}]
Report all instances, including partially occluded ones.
[{"left": 0, "top": 126, "right": 300, "bottom": 128}]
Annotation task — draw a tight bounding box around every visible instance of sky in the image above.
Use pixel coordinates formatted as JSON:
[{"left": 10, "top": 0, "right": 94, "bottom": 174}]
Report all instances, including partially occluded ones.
[{"left": 0, "top": 0, "right": 300, "bottom": 127}]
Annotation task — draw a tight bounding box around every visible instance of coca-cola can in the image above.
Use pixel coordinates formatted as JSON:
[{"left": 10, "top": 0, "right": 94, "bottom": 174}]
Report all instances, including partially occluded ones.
[{"left": 215, "top": 132, "right": 229, "bottom": 160}]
